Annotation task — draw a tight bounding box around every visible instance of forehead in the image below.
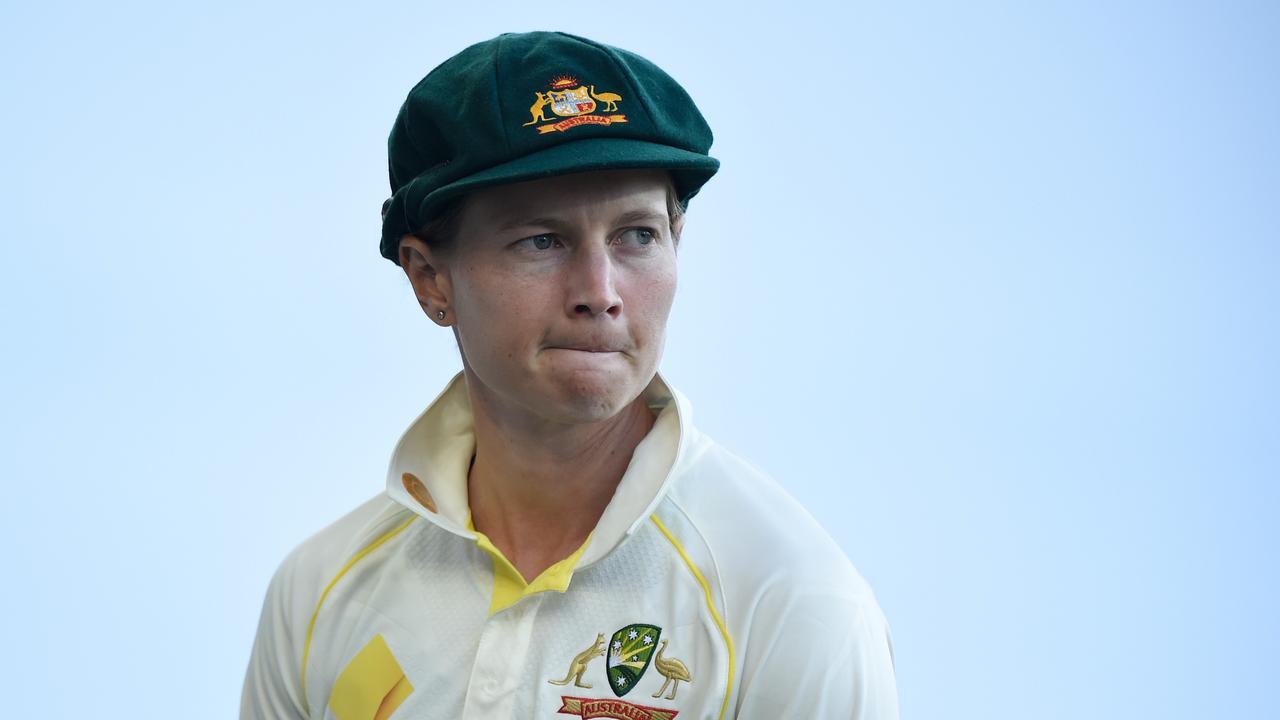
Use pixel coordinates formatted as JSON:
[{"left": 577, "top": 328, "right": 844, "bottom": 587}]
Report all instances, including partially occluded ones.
[{"left": 458, "top": 169, "right": 672, "bottom": 228}]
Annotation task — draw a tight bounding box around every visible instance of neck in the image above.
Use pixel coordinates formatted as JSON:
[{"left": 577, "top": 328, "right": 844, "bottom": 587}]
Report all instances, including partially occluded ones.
[{"left": 463, "top": 368, "right": 657, "bottom": 581}]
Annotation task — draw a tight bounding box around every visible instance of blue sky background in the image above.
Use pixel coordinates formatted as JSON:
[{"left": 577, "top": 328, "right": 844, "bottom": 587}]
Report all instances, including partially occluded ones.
[{"left": 2, "top": 1, "right": 1276, "bottom": 717}]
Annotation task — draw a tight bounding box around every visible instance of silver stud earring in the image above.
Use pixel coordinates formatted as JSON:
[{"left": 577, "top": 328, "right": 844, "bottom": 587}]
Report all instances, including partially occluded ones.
[{"left": 436, "top": 310, "right": 446, "bottom": 321}]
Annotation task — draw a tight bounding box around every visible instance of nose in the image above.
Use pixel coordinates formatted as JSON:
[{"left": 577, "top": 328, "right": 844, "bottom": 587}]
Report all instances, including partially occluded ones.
[{"left": 566, "top": 241, "right": 622, "bottom": 318}]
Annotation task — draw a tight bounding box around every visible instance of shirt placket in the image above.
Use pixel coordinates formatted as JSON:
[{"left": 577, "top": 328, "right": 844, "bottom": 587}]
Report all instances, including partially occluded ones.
[{"left": 460, "top": 594, "right": 542, "bottom": 719}]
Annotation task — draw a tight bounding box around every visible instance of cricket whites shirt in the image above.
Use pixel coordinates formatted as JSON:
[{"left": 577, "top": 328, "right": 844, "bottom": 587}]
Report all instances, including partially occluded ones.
[{"left": 241, "top": 371, "right": 900, "bottom": 719}]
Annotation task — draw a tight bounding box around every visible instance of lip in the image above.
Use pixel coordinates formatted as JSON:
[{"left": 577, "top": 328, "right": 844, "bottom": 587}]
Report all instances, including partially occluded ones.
[{"left": 550, "top": 346, "right": 623, "bottom": 353}]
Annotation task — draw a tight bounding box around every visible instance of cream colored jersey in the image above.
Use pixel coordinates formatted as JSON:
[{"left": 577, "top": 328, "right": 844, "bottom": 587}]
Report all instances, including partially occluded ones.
[{"left": 241, "top": 372, "right": 899, "bottom": 719}]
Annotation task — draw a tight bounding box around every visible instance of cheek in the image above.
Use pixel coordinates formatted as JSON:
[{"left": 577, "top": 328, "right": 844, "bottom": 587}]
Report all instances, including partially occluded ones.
[
  {"left": 452, "top": 269, "right": 548, "bottom": 356},
  {"left": 660, "top": 261, "right": 678, "bottom": 307},
  {"left": 626, "top": 258, "right": 678, "bottom": 330}
]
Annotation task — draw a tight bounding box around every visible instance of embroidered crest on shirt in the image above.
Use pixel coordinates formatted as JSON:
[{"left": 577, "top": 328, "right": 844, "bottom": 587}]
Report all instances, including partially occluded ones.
[
  {"left": 556, "top": 696, "right": 679, "bottom": 720},
  {"left": 549, "top": 625, "right": 692, "bottom": 718},
  {"left": 649, "top": 639, "right": 692, "bottom": 700},
  {"left": 548, "top": 633, "right": 606, "bottom": 689},
  {"left": 606, "top": 623, "right": 662, "bottom": 697},
  {"left": 523, "top": 75, "right": 627, "bottom": 134}
]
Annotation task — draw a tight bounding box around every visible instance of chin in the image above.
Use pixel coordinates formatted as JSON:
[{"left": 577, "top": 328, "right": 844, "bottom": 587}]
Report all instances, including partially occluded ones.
[{"left": 543, "top": 372, "right": 635, "bottom": 422}]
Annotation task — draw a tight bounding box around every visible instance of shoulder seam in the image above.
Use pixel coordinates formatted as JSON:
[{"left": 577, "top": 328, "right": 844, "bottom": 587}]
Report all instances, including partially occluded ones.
[
  {"left": 664, "top": 493, "right": 731, "bottom": 624},
  {"left": 649, "top": 511, "right": 735, "bottom": 720}
]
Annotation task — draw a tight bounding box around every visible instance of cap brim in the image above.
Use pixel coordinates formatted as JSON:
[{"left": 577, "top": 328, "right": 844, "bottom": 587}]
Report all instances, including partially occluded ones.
[
  {"left": 383, "top": 137, "right": 718, "bottom": 264},
  {"left": 424, "top": 137, "right": 718, "bottom": 216}
]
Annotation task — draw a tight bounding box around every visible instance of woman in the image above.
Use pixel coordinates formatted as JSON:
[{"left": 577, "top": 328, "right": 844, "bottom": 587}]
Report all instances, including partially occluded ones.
[{"left": 242, "top": 31, "right": 898, "bottom": 720}]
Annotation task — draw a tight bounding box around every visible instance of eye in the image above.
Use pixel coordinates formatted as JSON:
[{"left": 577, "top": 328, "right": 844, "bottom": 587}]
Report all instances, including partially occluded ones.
[
  {"left": 620, "top": 228, "right": 656, "bottom": 246},
  {"left": 520, "top": 233, "right": 560, "bottom": 250}
]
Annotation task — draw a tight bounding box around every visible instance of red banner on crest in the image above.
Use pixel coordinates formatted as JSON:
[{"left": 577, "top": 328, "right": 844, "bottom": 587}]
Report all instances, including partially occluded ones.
[
  {"left": 535, "top": 114, "right": 628, "bottom": 134},
  {"left": 556, "top": 695, "right": 679, "bottom": 720}
]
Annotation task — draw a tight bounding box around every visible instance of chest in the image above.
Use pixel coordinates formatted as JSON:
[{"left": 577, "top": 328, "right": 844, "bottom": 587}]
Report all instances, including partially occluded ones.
[{"left": 305, "top": 526, "right": 731, "bottom": 720}]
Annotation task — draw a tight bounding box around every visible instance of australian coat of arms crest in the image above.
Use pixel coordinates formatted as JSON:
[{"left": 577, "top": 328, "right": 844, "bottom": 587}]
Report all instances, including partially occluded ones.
[
  {"left": 523, "top": 75, "right": 627, "bottom": 134},
  {"left": 548, "top": 623, "right": 693, "bottom": 720}
]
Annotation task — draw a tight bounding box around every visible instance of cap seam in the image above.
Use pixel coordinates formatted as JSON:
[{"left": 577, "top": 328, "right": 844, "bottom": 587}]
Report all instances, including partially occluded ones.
[
  {"left": 493, "top": 34, "right": 513, "bottom": 158},
  {"left": 584, "top": 37, "right": 657, "bottom": 137}
]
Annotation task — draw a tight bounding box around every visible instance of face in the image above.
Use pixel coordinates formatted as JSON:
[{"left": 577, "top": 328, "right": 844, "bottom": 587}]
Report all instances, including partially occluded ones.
[{"left": 402, "top": 169, "right": 680, "bottom": 426}]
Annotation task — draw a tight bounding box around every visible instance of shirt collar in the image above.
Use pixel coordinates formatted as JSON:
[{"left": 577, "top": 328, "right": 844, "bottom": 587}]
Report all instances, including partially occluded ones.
[{"left": 384, "top": 370, "right": 693, "bottom": 567}]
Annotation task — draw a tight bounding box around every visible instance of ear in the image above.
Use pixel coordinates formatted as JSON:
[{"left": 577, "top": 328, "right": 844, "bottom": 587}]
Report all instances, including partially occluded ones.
[
  {"left": 399, "top": 234, "right": 454, "bottom": 325},
  {"left": 670, "top": 213, "right": 685, "bottom": 249}
]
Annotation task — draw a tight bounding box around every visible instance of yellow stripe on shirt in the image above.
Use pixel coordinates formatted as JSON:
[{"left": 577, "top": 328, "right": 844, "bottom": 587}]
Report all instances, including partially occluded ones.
[{"left": 651, "top": 513, "right": 736, "bottom": 720}]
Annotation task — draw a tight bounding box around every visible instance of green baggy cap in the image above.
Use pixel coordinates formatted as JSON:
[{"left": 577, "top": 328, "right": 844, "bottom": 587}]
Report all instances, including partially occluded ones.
[{"left": 380, "top": 31, "right": 720, "bottom": 264}]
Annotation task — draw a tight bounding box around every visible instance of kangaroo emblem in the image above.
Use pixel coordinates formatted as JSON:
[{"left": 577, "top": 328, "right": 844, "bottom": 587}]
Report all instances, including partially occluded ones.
[
  {"left": 650, "top": 639, "right": 692, "bottom": 700},
  {"left": 523, "top": 91, "right": 552, "bottom": 126},
  {"left": 589, "top": 85, "right": 622, "bottom": 112},
  {"left": 548, "top": 633, "right": 606, "bottom": 689}
]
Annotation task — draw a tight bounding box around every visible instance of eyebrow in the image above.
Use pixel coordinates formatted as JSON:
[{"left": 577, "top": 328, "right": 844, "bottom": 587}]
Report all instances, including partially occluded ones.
[
  {"left": 495, "top": 209, "right": 669, "bottom": 233},
  {"left": 613, "top": 209, "right": 670, "bottom": 227}
]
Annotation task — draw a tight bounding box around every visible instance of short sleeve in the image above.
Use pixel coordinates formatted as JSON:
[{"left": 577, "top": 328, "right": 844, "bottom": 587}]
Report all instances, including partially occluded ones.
[
  {"left": 734, "top": 586, "right": 900, "bottom": 719},
  {"left": 240, "top": 552, "right": 311, "bottom": 720}
]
